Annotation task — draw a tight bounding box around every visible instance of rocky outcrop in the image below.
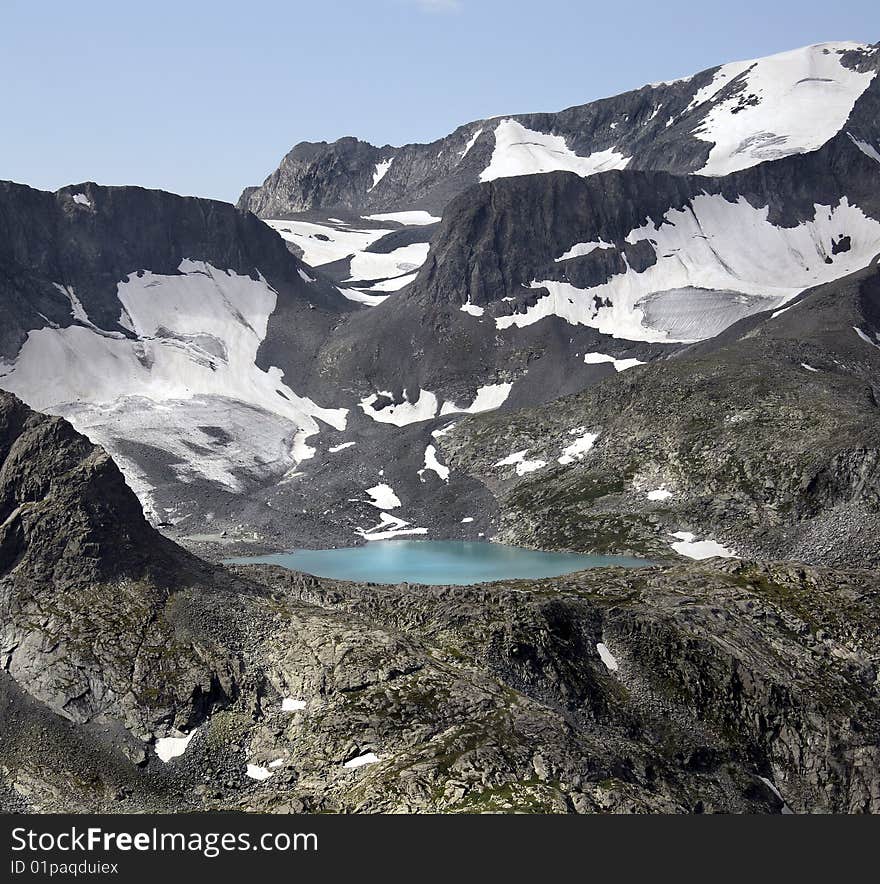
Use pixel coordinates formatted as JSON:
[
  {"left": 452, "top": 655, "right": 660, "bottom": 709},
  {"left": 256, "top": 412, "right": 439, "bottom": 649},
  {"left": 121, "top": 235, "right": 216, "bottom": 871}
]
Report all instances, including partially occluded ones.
[{"left": 0, "top": 392, "right": 243, "bottom": 739}]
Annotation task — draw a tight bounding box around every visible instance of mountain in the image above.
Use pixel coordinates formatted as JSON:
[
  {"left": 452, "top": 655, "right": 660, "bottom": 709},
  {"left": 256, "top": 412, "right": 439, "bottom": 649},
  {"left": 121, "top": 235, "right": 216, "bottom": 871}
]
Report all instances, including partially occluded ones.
[
  {"left": 3, "top": 391, "right": 879, "bottom": 813},
  {"left": 3, "top": 38, "right": 880, "bottom": 815},
  {"left": 2, "top": 42, "right": 880, "bottom": 558},
  {"left": 239, "top": 42, "right": 880, "bottom": 217}
]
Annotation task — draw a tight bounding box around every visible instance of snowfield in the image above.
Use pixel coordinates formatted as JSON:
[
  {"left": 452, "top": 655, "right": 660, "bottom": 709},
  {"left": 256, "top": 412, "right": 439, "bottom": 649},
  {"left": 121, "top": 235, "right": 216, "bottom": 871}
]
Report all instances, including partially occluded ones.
[
  {"left": 495, "top": 449, "right": 547, "bottom": 476},
  {"left": 496, "top": 196, "right": 880, "bottom": 341},
  {"left": 480, "top": 119, "right": 630, "bottom": 182},
  {"left": 670, "top": 531, "right": 737, "bottom": 560},
  {"left": 691, "top": 42, "right": 876, "bottom": 175},
  {"left": 0, "top": 261, "right": 346, "bottom": 516},
  {"left": 155, "top": 730, "right": 197, "bottom": 763}
]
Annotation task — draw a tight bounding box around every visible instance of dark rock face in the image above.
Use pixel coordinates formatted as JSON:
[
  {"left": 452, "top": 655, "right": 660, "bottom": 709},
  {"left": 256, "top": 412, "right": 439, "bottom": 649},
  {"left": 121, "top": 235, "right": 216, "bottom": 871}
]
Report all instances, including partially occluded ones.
[{"left": 0, "top": 180, "right": 351, "bottom": 362}]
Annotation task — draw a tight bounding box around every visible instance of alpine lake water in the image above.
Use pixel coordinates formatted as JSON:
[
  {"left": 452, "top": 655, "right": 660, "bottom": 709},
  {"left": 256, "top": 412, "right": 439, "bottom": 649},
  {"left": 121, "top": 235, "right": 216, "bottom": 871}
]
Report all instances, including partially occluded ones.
[{"left": 225, "top": 539, "right": 651, "bottom": 586}]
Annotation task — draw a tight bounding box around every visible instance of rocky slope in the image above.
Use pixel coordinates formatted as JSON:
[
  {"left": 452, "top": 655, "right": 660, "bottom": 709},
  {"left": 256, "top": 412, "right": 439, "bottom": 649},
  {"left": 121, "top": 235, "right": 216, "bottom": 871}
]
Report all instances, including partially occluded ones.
[
  {"left": 440, "top": 256, "right": 880, "bottom": 569},
  {"left": 2, "top": 392, "right": 878, "bottom": 813}
]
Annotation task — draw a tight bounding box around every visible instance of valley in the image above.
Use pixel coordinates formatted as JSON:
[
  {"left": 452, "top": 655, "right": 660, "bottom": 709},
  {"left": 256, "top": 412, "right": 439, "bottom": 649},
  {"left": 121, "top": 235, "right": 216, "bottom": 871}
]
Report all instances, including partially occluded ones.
[{"left": 1, "top": 37, "right": 880, "bottom": 814}]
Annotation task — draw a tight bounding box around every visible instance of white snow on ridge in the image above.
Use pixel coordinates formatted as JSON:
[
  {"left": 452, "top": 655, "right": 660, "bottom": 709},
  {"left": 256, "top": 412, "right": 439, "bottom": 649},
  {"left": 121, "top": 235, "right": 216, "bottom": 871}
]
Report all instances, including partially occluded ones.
[
  {"left": 363, "top": 211, "right": 440, "bottom": 226},
  {"left": 72, "top": 193, "right": 91, "bottom": 207},
  {"left": 496, "top": 196, "right": 880, "bottom": 342},
  {"left": 1, "top": 261, "right": 347, "bottom": 507},
  {"left": 480, "top": 119, "right": 630, "bottom": 183},
  {"left": 369, "top": 157, "right": 394, "bottom": 190},
  {"left": 847, "top": 132, "right": 880, "bottom": 166},
  {"left": 693, "top": 42, "right": 876, "bottom": 176},
  {"left": 670, "top": 531, "right": 737, "bottom": 560}
]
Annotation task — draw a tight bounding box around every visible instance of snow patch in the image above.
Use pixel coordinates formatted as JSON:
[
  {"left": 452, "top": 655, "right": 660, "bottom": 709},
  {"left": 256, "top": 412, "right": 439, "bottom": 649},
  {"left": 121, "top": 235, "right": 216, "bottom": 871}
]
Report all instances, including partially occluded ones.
[
  {"left": 369, "top": 157, "right": 394, "bottom": 190},
  {"left": 155, "top": 730, "right": 197, "bottom": 763},
  {"left": 647, "top": 488, "right": 673, "bottom": 501},
  {"left": 282, "top": 698, "right": 307, "bottom": 712},
  {"left": 344, "top": 752, "right": 380, "bottom": 769},
  {"left": 555, "top": 239, "right": 614, "bottom": 262},
  {"left": 596, "top": 642, "right": 618, "bottom": 672},
  {"left": 297, "top": 268, "right": 315, "bottom": 283},
  {"left": 356, "top": 512, "right": 428, "bottom": 541},
  {"left": 329, "top": 442, "right": 356, "bottom": 453},
  {"left": 459, "top": 127, "right": 483, "bottom": 159},
  {"left": 495, "top": 449, "right": 547, "bottom": 476},
  {"left": 481, "top": 119, "right": 630, "bottom": 183},
  {"left": 583, "top": 352, "right": 645, "bottom": 372},
  {"left": 1, "top": 261, "right": 347, "bottom": 505},
  {"left": 365, "top": 483, "right": 401, "bottom": 509},
  {"left": 496, "top": 196, "right": 880, "bottom": 342},
  {"left": 440, "top": 383, "right": 512, "bottom": 415},
  {"left": 71, "top": 193, "right": 91, "bottom": 207},
  {"left": 670, "top": 531, "right": 737, "bottom": 560},
  {"left": 847, "top": 132, "right": 880, "bottom": 166},
  {"left": 460, "top": 301, "right": 484, "bottom": 317},
  {"left": 801, "top": 363, "right": 820, "bottom": 372},
  {"left": 418, "top": 444, "right": 450, "bottom": 482},
  {"left": 558, "top": 430, "right": 599, "bottom": 465},
  {"left": 245, "top": 764, "right": 274, "bottom": 781},
  {"left": 854, "top": 326, "right": 880, "bottom": 350},
  {"left": 359, "top": 389, "right": 439, "bottom": 425}
]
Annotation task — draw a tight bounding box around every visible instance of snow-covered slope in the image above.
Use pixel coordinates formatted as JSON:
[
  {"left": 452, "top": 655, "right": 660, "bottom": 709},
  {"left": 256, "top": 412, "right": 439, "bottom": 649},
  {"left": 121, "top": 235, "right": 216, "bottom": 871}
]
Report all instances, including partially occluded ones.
[
  {"left": 265, "top": 215, "right": 434, "bottom": 305},
  {"left": 498, "top": 196, "right": 880, "bottom": 341},
  {"left": 690, "top": 43, "right": 876, "bottom": 175},
  {"left": 1, "top": 260, "right": 346, "bottom": 516}
]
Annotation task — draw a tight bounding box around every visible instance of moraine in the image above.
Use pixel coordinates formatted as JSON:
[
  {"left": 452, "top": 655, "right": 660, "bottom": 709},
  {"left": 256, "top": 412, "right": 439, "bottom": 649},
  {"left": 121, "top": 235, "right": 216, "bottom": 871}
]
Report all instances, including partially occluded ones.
[{"left": 225, "top": 539, "right": 651, "bottom": 585}]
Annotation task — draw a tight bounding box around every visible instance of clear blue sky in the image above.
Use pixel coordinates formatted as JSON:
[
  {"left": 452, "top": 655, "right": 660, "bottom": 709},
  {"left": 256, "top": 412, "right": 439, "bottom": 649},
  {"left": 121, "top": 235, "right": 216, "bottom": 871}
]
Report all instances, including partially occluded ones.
[{"left": 1, "top": 0, "right": 876, "bottom": 203}]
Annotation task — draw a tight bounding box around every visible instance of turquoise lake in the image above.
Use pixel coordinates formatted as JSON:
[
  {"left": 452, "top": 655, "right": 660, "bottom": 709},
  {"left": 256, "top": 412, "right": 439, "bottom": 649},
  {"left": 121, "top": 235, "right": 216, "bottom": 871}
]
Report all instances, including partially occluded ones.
[{"left": 226, "top": 539, "right": 651, "bottom": 586}]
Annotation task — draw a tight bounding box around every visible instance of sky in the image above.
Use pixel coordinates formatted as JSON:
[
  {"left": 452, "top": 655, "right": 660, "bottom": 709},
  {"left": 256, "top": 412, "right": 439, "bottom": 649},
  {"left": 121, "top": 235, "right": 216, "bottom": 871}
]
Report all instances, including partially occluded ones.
[{"left": 1, "top": 0, "right": 877, "bottom": 203}]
